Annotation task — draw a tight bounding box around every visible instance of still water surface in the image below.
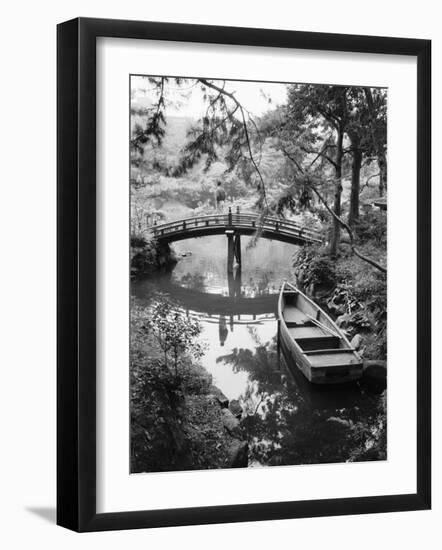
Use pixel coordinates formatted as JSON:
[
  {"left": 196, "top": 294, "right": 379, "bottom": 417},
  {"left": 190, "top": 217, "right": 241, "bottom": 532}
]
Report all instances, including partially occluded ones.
[{"left": 132, "top": 235, "right": 385, "bottom": 466}]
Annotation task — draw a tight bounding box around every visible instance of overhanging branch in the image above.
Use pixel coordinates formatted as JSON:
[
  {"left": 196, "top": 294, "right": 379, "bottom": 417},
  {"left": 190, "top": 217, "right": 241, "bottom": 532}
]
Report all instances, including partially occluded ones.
[
  {"left": 308, "top": 179, "right": 386, "bottom": 273},
  {"left": 198, "top": 78, "right": 269, "bottom": 210}
]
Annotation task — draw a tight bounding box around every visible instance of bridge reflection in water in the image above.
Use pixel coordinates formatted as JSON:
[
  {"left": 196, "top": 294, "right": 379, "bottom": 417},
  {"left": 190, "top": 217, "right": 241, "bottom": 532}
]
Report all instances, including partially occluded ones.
[
  {"left": 132, "top": 267, "right": 279, "bottom": 348},
  {"left": 180, "top": 268, "right": 277, "bottom": 348}
]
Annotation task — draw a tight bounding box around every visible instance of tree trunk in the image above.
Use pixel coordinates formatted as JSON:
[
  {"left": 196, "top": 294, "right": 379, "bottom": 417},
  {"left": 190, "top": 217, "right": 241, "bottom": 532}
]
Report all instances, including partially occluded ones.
[
  {"left": 378, "top": 156, "right": 387, "bottom": 196},
  {"left": 364, "top": 87, "right": 387, "bottom": 196},
  {"left": 349, "top": 147, "right": 362, "bottom": 226},
  {"left": 330, "top": 127, "right": 343, "bottom": 256}
]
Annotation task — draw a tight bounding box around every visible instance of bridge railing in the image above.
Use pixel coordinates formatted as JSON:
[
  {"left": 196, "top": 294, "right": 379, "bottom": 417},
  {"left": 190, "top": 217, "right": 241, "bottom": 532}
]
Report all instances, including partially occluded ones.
[{"left": 151, "top": 211, "right": 322, "bottom": 242}]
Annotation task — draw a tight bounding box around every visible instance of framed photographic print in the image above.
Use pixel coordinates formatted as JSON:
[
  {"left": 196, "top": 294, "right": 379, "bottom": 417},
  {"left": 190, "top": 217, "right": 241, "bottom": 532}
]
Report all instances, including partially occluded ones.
[{"left": 57, "top": 17, "right": 431, "bottom": 532}]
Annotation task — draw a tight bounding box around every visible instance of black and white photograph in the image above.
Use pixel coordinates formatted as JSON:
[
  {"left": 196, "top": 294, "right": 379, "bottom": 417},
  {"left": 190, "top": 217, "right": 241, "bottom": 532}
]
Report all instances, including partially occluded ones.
[
  {"left": 0, "top": 0, "right": 434, "bottom": 543},
  {"left": 129, "top": 75, "right": 387, "bottom": 474}
]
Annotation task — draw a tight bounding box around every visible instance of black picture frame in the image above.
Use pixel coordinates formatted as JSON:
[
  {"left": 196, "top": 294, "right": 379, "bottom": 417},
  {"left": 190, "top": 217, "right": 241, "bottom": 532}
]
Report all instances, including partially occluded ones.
[{"left": 57, "top": 17, "right": 431, "bottom": 532}]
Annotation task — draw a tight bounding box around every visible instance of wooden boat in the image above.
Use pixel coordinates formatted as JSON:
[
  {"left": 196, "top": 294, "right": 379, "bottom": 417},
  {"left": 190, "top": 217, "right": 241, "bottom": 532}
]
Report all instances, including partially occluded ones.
[{"left": 278, "top": 282, "right": 363, "bottom": 384}]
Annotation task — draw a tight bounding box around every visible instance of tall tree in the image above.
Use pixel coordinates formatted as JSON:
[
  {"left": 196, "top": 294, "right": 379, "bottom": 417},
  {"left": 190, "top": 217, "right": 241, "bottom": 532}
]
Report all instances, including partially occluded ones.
[
  {"left": 260, "top": 97, "right": 386, "bottom": 273},
  {"left": 346, "top": 87, "right": 369, "bottom": 226},
  {"left": 348, "top": 138, "right": 362, "bottom": 226},
  {"left": 286, "top": 84, "right": 348, "bottom": 255}
]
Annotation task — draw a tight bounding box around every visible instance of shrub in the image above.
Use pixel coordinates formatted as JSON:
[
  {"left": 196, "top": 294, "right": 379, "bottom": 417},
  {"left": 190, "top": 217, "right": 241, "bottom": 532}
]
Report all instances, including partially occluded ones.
[
  {"left": 308, "top": 255, "right": 337, "bottom": 288},
  {"left": 130, "top": 301, "right": 230, "bottom": 473},
  {"left": 130, "top": 235, "right": 176, "bottom": 278},
  {"left": 294, "top": 245, "right": 336, "bottom": 290},
  {"left": 146, "top": 300, "right": 206, "bottom": 378},
  {"left": 130, "top": 234, "right": 147, "bottom": 248},
  {"left": 354, "top": 210, "right": 387, "bottom": 246}
]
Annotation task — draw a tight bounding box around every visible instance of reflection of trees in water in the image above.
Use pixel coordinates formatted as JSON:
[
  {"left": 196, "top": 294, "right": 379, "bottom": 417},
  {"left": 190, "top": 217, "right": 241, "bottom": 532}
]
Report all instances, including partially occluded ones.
[
  {"left": 242, "top": 273, "right": 280, "bottom": 298},
  {"left": 218, "top": 339, "right": 282, "bottom": 394},
  {"left": 247, "top": 326, "right": 264, "bottom": 347},
  {"left": 218, "top": 341, "right": 386, "bottom": 466},
  {"left": 177, "top": 272, "right": 206, "bottom": 291}
]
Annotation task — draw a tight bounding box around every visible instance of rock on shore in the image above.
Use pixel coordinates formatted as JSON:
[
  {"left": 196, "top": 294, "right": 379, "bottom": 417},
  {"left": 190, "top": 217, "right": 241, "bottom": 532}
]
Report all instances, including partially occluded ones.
[
  {"left": 208, "top": 385, "right": 229, "bottom": 408},
  {"left": 362, "top": 360, "right": 387, "bottom": 382},
  {"left": 221, "top": 408, "right": 242, "bottom": 437},
  {"left": 229, "top": 399, "right": 243, "bottom": 418},
  {"left": 227, "top": 439, "right": 248, "bottom": 468},
  {"left": 209, "top": 386, "right": 249, "bottom": 468}
]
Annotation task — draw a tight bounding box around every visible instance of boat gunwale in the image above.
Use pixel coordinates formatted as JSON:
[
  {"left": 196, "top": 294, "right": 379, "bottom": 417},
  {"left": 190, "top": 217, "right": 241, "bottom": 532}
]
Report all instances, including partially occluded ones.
[{"left": 278, "top": 281, "right": 361, "bottom": 365}]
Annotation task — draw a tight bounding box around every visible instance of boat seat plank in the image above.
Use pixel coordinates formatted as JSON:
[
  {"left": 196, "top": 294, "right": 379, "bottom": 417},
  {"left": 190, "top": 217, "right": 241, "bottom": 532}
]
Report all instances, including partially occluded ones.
[
  {"left": 304, "top": 348, "right": 355, "bottom": 355},
  {"left": 298, "top": 336, "right": 341, "bottom": 351},
  {"left": 287, "top": 325, "right": 341, "bottom": 351},
  {"left": 285, "top": 321, "right": 314, "bottom": 328},
  {"left": 309, "top": 352, "right": 361, "bottom": 367},
  {"left": 287, "top": 325, "right": 327, "bottom": 338},
  {"left": 283, "top": 305, "right": 310, "bottom": 325}
]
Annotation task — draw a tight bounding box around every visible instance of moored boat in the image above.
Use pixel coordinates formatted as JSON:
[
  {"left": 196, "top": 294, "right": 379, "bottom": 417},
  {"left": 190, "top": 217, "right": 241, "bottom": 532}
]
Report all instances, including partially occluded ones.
[{"left": 278, "top": 282, "right": 363, "bottom": 384}]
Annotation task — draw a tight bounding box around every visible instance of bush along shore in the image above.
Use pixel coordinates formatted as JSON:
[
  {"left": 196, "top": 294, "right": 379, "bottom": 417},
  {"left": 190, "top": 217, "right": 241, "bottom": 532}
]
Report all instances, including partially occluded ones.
[
  {"left": 130, "top": 234, "right": 177, "bottom": 279},
  {"left": 293, "top": 210, "right": 387, "bottom": 384},
  {"left": 130, "top": 300, "right": 248, "bottom": 473}
]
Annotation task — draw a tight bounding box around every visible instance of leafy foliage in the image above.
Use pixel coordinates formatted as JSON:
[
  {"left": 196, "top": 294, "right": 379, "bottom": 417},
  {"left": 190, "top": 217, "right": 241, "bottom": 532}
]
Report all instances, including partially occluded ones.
[
  {"left": 348, "top": 391, "right": 387, "bottom": 462},
  {"left": 184, "top": 395, "right": 232, "bottom": 469},
  {"left": 131, "top": 77, "right": 183, "bottom": 153},
  {"left": 354, "top": 210, "right": 387, "bottom": 246},
  {"left": 294, "top": 244, "right": 337, "bottom": 289},
  {"left": 130, "top": 235, "right": 176, "bottom": 278},
  {"left": 146, "top": 300, "right": 206, "bottom": 376},
  {"left": 130, "top": 301, "right": 230, "bottom": 473}
]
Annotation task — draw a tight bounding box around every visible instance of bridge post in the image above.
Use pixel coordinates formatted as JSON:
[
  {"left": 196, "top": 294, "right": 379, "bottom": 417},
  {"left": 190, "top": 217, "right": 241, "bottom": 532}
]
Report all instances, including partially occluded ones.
[
  {"left": 228, "top": 207, "right": 232, "bottom": 226},
  {"left": 227, "top": 232, "right": 234, "bottom": 273},
  {"left": 228, "top": 269, "right": 234, "bottom": 297},
  {"left": 234, "top": 234, "right": 242, "bottom": 267},
  {"left": 226, "top": 229, "right": 242, "bottom": 273}
]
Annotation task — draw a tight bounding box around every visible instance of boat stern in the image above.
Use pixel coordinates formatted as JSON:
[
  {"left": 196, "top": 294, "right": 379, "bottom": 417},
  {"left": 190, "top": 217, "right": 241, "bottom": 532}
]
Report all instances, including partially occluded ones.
[{"left": 309, "top": 362, "right": 363, "bottom": 384}]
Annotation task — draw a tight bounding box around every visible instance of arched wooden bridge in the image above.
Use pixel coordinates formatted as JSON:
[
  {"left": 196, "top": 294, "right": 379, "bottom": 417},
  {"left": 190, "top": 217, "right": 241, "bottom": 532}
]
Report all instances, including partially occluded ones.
[{"left": 151, "top": 210, "right": 322, "bottom": 246}]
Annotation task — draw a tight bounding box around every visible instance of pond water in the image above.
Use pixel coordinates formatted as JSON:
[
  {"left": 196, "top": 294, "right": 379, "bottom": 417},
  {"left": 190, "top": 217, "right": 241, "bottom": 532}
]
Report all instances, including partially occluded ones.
[{"left": 132, "top": 234, "right": 386, "bottom": 467}]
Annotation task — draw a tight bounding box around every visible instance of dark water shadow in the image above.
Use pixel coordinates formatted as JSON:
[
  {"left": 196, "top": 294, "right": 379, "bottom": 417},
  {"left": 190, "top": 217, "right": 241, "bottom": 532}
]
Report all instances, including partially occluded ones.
[{"left": 26, "top": 506, "right": 56, "bottom": 524}]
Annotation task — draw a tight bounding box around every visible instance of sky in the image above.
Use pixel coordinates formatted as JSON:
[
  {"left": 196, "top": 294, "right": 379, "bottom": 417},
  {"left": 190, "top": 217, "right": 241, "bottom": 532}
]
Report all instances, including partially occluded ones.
[{"left": 131, "top": 75, "right": 289, "bottom": 119}]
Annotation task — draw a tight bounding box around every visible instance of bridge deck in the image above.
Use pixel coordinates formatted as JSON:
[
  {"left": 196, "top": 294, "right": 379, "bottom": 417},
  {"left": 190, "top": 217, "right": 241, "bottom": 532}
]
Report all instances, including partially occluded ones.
[{"left": 151, "top": 212, "right": 321, "bottom": 246}]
